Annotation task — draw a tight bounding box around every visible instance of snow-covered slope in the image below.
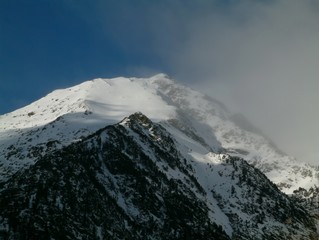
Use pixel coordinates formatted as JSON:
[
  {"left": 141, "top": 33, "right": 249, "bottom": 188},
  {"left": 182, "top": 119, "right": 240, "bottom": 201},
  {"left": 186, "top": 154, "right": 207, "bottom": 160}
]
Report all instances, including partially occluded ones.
[
  {"left": 1, "top": 112, "right": 317, "bottom": 239},
  {"left": 0, "top": 75, "right": 176, "bottom": 181},
  {"left": 149, "top": 77, "right": 319, "bottom": 194},
  {"left": 0, "top": 74, "right": 318, "bottom": 195}
]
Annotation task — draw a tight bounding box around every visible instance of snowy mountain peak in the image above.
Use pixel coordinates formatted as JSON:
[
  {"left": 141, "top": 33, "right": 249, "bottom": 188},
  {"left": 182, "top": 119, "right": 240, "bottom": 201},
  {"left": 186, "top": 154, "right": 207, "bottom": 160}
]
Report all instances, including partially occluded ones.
[
  {"left": 0, "top": 74, "right": 318, "bottom": 196},
  {"left": 0, "top": 76, "right": 176, "bottom": 130}
]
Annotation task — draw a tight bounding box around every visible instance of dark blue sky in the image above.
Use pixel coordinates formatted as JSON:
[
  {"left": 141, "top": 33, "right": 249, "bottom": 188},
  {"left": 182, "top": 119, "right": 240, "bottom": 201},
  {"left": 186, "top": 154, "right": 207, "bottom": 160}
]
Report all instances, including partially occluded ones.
[
  {"left": 0, "top": 0, "right": 185, "bottom": 114},
  {"left": 0, "top": 0, "right": 250, "bottom": 114}
]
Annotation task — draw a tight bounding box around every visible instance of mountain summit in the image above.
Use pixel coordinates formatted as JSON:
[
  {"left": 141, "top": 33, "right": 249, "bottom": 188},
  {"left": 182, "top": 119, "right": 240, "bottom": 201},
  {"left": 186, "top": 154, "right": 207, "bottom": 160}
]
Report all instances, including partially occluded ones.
[
  {"left": 1, "top": 74, "right": 318, "bottom": 193},
  {"left": 0, "top": 74, "right": 318, "bottom": 239}
]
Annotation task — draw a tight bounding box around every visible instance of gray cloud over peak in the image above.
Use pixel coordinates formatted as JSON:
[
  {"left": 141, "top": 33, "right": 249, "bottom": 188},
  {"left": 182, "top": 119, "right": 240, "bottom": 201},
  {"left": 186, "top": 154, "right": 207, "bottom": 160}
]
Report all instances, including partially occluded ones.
[
  {"left": 66, "top": 0, "right": 319, "bottom": 164},
  {"left": 157, "top": 0, "right": 319, "bottom": 165}
]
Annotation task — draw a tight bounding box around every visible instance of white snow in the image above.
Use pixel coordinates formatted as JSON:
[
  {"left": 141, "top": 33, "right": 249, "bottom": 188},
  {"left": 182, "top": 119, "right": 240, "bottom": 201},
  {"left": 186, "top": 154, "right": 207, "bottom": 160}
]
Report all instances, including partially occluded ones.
[
  {"left": 0, "top": 73, "right": 318, "bottom": 239},
  {"left": 86, "top": 77, "right": 176, "bottom": 123},
  {"left": 0, "top": 73, "right": 318, "bottom": 196}
]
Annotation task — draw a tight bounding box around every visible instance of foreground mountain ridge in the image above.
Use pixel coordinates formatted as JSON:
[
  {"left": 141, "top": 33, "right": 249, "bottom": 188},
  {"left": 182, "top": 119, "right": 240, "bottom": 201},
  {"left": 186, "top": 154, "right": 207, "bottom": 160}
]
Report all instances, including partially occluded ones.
[
  {"left": 1, "top": 74, "right": 319, "bottom": 238},
  {"left": 0, "top": 112, "right": 318, "bottom": 239},
  {"left": 0, "top": 74, "right": 318, "bottom": 194}
]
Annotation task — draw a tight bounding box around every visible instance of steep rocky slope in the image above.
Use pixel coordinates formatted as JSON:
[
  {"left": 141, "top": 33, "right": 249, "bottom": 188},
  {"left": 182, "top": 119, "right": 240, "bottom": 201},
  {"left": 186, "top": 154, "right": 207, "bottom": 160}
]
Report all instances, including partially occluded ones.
[{"left": 0, "top": 113, "right": 318, "bottom": 239}]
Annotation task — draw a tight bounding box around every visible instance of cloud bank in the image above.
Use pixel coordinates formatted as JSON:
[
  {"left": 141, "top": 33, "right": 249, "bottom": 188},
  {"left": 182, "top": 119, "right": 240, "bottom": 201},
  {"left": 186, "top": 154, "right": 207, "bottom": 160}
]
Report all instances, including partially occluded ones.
[
  {"left": 156, "top": 0, "right": 319, "bottom": 165},
  {"left": 177, "top": 1, "right": 319, "bottom": 164},
  {"left": 69, "top": 0, "right": 319, "bottom": 164},
  {"left": 186, "top": 0, "right": 319, "bottom": 165}
]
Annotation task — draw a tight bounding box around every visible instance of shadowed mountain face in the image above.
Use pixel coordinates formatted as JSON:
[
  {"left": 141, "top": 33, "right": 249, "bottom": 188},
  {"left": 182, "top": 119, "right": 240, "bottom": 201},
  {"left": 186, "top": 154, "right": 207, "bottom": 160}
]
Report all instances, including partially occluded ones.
[{"left": 0, "top": 113, "right": 318, "bottom": 239}]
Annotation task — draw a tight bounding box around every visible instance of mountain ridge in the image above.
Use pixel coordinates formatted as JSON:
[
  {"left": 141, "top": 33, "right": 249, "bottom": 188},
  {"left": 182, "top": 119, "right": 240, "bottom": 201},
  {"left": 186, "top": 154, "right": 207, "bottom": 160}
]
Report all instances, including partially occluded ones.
[
  {"left": 1, "top": 70, "right": 319, "bottom": 237},
  {"left": 1, "top": 112, "right": 318, "bottom": 239},
  {"left": 0, "top": 74, "right": 318, "bottom": 195}
]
